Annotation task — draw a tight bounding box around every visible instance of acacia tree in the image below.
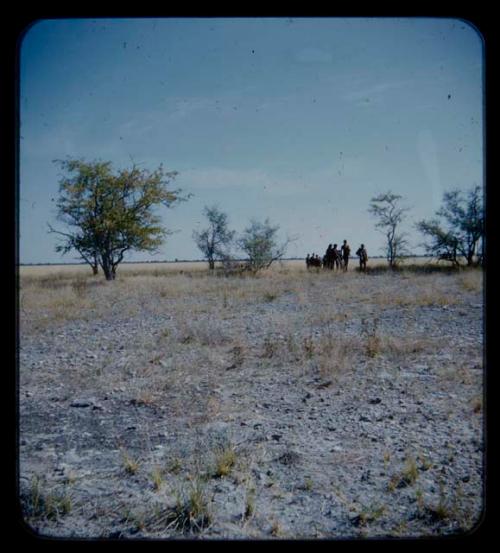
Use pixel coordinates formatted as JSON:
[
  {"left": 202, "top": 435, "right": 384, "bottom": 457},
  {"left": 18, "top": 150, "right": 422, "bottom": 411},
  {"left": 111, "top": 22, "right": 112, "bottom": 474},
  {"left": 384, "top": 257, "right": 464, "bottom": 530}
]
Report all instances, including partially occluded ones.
[
  {"left": 368, "top": 191, "right": 411, "bottom": 268},
  {"left": 414, "top": 219, "right": 460, "bottom": 266},
  {"left": 416, "top": 185, "right": 484, "bottom": 267},
  {"left": 237, "top": 218, "right": 291, "bottom": 272},
  {"left": 51, "top": 231, "right": 101, "bottom": 275},
  {"left": 49, "top": 158, "right": 186, "bottom": 280},
  {"left": 192, "top": 205, "right": 235, "bottom": 270}
]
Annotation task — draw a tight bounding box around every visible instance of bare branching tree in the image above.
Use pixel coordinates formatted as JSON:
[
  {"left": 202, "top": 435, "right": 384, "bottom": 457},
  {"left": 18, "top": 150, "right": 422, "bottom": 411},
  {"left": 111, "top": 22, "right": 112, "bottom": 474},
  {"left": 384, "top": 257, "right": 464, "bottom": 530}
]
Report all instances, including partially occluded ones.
[
  {"left": 368, "top": 191, "right": 411, "bottom": 268},
  {"left": 192, "top": 205, "right": 235, "bottom": 270},
  {"left": 237, "top": 218, "right": 292, "bottom": 273}
]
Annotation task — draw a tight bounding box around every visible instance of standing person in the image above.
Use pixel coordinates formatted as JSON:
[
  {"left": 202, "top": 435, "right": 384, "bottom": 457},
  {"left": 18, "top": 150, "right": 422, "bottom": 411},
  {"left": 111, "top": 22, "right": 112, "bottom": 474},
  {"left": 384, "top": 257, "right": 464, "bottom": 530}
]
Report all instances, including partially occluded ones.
[
  {"left": 341, "top": 240, "right": 351, "bottom": 271},
  {"left": 325, "top": 244, "right": 333, "bottom": 269},
  {"left": 356, "top": 244, "right": 368, "bottom": 272},
  {"left": 332, "top": 243, "right": 340, "bottom": 270},
  {"left": 306, "top": 254, "right": 311, "bottom": 269}
]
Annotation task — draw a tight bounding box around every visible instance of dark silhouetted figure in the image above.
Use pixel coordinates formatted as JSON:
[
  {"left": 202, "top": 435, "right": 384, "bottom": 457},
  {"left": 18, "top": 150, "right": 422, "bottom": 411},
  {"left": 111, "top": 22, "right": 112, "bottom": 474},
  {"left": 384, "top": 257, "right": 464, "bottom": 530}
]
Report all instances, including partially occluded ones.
[
  {"left": 306, "top": 253, "right": 319, "bottom": 269},
  {"left": 341, "top": 240, "right": 351, "bottom": 271},
  {"left": 308, "top": 253, "right": 321, "bottom": 269},
  {"left": 356, "top": 244, "right": 368, "bottom": 272},
  {"left": 324, "top": 244, "right": 334, "bottom": 270},
  {"left": 331, "top": 243, "right": 340, "bottom": 270}
]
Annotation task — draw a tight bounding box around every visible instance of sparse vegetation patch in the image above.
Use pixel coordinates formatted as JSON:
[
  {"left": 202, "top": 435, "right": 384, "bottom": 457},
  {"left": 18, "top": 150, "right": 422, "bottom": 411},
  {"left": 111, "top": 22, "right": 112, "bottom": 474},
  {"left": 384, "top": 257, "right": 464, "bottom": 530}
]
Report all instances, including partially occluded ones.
[{"left": 19, "top": 261, "right": 483, "bottom": 539}]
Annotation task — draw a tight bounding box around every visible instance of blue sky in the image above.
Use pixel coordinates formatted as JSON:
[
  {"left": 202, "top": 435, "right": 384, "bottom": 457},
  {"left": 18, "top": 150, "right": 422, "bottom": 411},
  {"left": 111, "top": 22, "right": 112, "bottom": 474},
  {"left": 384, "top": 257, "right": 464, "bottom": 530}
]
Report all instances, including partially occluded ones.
[{"left": 19, "top": 17, "right": 484, "bottom": 263}]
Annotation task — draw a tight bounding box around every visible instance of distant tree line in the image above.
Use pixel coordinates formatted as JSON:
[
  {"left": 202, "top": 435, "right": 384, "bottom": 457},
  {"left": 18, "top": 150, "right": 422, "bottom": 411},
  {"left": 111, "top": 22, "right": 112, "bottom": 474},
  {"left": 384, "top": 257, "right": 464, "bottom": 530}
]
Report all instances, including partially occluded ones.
[
  {"left": 368, "top": 186, "right": 484, "bottom": 269},
  {"left": 48, "top": 157, "right": 484, "bottom": 279},
  {"left": 193, "top": 206, "right": 293, "bottom": 273}
]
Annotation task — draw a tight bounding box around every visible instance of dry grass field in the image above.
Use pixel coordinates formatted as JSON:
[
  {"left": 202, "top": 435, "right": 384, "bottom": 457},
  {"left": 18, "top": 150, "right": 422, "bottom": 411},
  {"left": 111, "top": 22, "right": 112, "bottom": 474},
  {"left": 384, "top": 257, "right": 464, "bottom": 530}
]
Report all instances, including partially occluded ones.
[
  {"left": 18, "top": 259, "right": 484, "bottom": 539},
  {"left": 18, "top": 256, "right": 442, "bottom": 277}
]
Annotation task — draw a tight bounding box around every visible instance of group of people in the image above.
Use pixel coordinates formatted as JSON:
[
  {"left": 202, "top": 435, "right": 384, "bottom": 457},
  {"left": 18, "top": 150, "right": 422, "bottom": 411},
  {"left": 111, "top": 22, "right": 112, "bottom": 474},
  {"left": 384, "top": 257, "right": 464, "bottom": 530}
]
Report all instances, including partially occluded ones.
[{"left": 306, "top": 240, "right": 368, "bottom": 272}]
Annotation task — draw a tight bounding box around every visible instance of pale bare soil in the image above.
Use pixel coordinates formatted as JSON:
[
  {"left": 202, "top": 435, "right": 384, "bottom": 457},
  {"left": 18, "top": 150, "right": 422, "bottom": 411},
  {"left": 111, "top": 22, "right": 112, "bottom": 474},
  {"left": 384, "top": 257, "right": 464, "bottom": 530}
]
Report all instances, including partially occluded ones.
[{"left": 18, "top": 261, "right": 485, "bottom": 540}]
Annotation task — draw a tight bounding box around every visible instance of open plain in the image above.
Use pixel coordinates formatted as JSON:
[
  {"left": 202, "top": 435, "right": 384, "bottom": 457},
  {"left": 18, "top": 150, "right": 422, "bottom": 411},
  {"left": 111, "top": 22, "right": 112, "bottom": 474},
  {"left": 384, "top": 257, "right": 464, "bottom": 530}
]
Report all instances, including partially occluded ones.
[{"left": 18, "top": 260, "right": 485, "bottom": 539}]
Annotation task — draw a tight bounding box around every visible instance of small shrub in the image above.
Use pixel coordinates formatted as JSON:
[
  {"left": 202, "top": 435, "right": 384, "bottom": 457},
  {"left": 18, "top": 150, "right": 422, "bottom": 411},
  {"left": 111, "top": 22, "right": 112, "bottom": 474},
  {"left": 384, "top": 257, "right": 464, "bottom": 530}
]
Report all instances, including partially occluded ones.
[
  {"left": 366, "top": 335, "right": 381, "bottom": 358},
  {"left": 164, "top": 477, "right": 212, "bottom": 533},
  {"left": 417, "top": 453, "right": 432, "bottom": 472},
  {"left": 168, "top": 457, "right": 182, "bottom": 474},
  {"left": 270, "top": 519, "right": 284, "bottom": 537},
  {"left": 121, "top": 450, "right": 140, "bottom": 475},
  {"left": 383, "top": 451, "right": 391, "bottom": 470},
  {"left": 160, "top": 328, "right": 171, "bottom": 339},
  {"left": 25, "top": 475, "right": 43, "bottom": 518},
  {"left": 351, "top": 504, "right": 386, "bottom": 527},
  {"left": 229, "top": 343, "right": 245, "bottom": 368},
  {"left": 415, "top": 488, "right": 425, "bottom": 514},
  {"left": 422, "top": 482, "right": 450, "bottom": 522},
  {"left": 417, "top": 480, "right": 473, "bottom": 528},
  {"left": 388, "top": 455, "right": 419, "bottom": 490},
  {"left": 44, "top": 490, "right": 72, "bottom": 520},
  {"left": 212, "top": 445, "right": 237, "bottom": 478},
  {"left": 402, "top": 456, "right": 419, "bottom": 486},
  {"left": 262, "top": 336, "right": 277, "bottom": 358},
  {"left": 427, "top": 502, "right": 450, "bottom": 522},
  {"left": 151, "top": 466, "right": 164, "bottom": 491},
  {"left": 302, "top": 335, "right": 315, "bottom": 359},
  {"left": 71, "top": 276, "right": 88, "bottom": 298},
  {"left": 243, "top": 485, "right": 256, "bottom": 520},
  {"left": 24, "top": 476, "right": 72, "bottom": 522},
  {"left": 302, "top": 476, "right": 314, "bottom": 491},
  {"left": 361, "top": 318, "right": 381, "bottom": 358},
  {"left": 133, "top": 390, "right": 157, "bottom": 406}
]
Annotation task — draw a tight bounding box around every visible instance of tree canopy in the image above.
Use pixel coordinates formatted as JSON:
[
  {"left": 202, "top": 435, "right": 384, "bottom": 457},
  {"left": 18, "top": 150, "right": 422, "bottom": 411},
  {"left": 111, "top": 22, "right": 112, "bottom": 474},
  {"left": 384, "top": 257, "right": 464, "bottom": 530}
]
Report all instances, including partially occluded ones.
[
  {"left": 237, "top": 218, "right": 291, "bottom": 272},
  {"left": 416, "top": 186, "right": 484, "bottom": 266},
  {"left": 192, "top": 205, "right": 235, "bottom": 270},
  {"left": 49, "top": 158, "right": 187, "bottom": 280}
]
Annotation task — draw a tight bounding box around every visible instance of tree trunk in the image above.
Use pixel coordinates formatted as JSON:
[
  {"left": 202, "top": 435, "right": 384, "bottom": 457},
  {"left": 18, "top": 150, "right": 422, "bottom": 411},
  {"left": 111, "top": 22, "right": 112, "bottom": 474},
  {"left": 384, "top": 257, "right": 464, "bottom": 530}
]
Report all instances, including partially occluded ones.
[
  {"left": 92, "top": 252, "right": 99, "bottom": 275},
  {"left": 101, "top": 256, "right": 114, "bottom": 281},
  {"left": 208, "top": 258, "right": 215, "bottom": 270}
]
